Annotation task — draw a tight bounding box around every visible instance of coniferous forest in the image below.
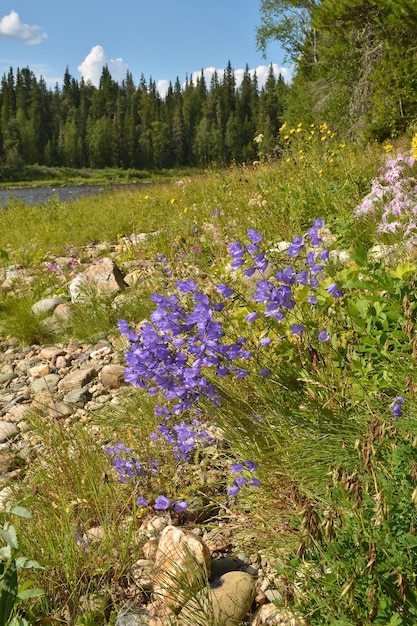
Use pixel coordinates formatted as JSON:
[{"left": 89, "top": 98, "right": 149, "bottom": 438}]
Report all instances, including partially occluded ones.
[
  {"left": 1, "top": 0, "right": 417, "bottom": 173},
  {"left": 0, "top": 62, "right": 287, "bottom": 170}
]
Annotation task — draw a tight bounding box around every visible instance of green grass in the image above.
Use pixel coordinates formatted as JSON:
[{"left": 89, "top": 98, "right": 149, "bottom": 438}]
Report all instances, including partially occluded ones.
[{"left": 3, "top": 132, "right": 417, "bottom": 624}]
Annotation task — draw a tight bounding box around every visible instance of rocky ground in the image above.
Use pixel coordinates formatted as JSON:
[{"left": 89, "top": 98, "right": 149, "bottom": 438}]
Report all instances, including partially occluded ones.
[{"left": 0, "top": 236, "right": 305, "bottom": 625}]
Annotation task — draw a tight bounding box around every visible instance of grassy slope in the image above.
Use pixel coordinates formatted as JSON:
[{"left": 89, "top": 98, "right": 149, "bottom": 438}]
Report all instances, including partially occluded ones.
[{"left": 3, "top": 131, "right": 417, "bottom": 624}]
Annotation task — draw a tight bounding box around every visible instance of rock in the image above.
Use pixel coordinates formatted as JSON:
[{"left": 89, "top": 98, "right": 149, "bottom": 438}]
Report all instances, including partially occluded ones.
[
  {"left": 142, "top": 539, "right": 159, "bottom": 562},
  {"left": 99, "top": 364, "right": 125, "bottom": 388},
  {"left": 4, "top": 405, "right": 33, "bottom": 423},
  {"left": 0, "top": 420, "right": 19, "bottom": 442},
  {"left": 116, "top": 601, "right": 175, "bottom": 626},
  {"left": 47, "top": 401, "right": 74, "bottom": 419},
  {"left": 63, "top": 387, "right": 92, "bottom": 406},
  {"left": 0, "top": 453, "right": 21, "bottom": 476},
  {"left": 39, "top": 346, "right": 66, "bottom": 361},
  {"left": 153, "top": 525, "right": 211, "bottom": 612},
  {"left": 250, "top": 604, "right": 306, "bottom": 625},
  {"left": 53, "top": 303, "right": 73, "bottom": 323},
  {"left": 0, "top": 486, "right": 13, "bottom": 511},
  {"left": 58, "top": 367, "right": 98, "bottom": 393},
  {"left": 131, "top": 559, "right": 154, "bottom": 591},
  {"left": 30, "top": 374, "right": 61, "bottom": 395},
  {"left": 31, "top": 297, "right": 67, "bottom": 316},
  {"left": 29, "top": 363, "right": 51, "bottom": 378},
  {"left": 69, "top": 258, "right": 126, "bottom": 302},
  {"left": 179, "top": 571, "right": 256, "bottom": 626},
  {"left": 0, "top": 372, "right": 17, "bottom": 385}
]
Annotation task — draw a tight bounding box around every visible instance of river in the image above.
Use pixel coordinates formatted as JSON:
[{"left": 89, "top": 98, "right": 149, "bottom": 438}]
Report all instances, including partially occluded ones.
[{"left": 0, "top": 183, "right": 109, "bottom": 208}]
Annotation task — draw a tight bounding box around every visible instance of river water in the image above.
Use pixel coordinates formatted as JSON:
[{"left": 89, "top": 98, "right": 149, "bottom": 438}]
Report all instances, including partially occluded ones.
[{"left": 0, "top": 184, "right": 108, "bottom": 208}]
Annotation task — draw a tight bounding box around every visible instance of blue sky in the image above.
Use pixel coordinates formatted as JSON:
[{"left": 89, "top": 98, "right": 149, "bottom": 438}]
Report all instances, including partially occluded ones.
[{"left": 0, "top": 1, "right": 290, "bottom": 95}]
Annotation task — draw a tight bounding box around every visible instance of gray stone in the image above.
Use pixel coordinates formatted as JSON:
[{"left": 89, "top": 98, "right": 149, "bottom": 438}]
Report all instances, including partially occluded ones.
[
  {"left": 31, "top": 297, "right": 67, "bottom": 316},
  {"left": 0, "top": 420, "right": 19, "bottom": 442},
  {"left": 4, "top": 404, "right": 33, "bottom": 423},
  {"left": 63, "top": 387, "right": 92, "bottom": 406},
  {"left": 30, "top": 374, "right": 61, "bottom": 395},
  {"left": 0, "top": 372, "right": 17, "bottom": 385}
]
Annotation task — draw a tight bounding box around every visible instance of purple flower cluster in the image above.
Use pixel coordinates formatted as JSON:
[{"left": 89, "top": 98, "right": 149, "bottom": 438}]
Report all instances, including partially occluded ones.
[
  {"left": 106, "top": 441, "right": 189, "bottom": 513},
  {"left": 151, "top": 418, "right": 213, "bottom": 461},
  {"left": 355, "top": 153, "right": 417, "bottom": 249},
  {"left": 136, "top": 495, "right": 188, "bottom": 513},
  {"left": 229, "top": 220, "right": 342, "bottom": 336},
  {"left": 227, "top": 460, "right": 261, "bottom": 497},
  {"left": 390, "top": 395, "right": 404, "bottom": 419},
  {"left": 157, "top": 253, "right": 173, "bottom": 277},
  {"left": 119, "top": 280, "right": 257, "bottom": 414},
  {"left": 105, "top": 442, "right": 153, "bottom": 484}
]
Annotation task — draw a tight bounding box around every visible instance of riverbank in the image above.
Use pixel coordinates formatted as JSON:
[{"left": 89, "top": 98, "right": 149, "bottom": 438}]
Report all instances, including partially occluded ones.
[{"left": 2, "top": 134, "right": 417, "bottom": 625}]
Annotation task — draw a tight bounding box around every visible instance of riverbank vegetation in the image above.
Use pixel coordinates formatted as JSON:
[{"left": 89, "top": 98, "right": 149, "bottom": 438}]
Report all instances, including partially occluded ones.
[{"left": 2, "top": 124, "right": 417, "bottom": 624}]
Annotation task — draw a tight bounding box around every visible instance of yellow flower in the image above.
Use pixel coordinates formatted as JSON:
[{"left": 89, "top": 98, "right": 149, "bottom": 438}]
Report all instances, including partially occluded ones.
[
  {"left": 384, "top": 143, "right": 394, "bottom": 153},
  {"left": 183, "top": 207, "right": 188, "bottom": 213},
  {"left": 144, "top": 194, "right": 150, "bottom": 200},
  {"left": 411, "top": 134, "right": 417, "bottom": 159},
  {"left": 170, "top": 198, "right": 176, "bottom": 204},
  {"left": 279, "top": 122, "right": 287, "bottom": 132}
]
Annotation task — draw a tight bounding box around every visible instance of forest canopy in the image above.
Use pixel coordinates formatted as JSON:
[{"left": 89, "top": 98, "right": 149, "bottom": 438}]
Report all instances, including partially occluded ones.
[{"left": 0, "top": 63, "right": 287, "bottom": 170}]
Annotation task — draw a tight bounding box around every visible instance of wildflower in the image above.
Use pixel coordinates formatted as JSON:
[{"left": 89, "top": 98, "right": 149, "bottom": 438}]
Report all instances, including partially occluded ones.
[
  {"left": 290, "top": 324, "right": 305, "bottom": 336},
  {"left": 215, "top": 284, "right": 234, "bottom": 299},
  {"left": 260, "top": 337, "right": 272, "bottom": 347},
  {"left": 247, "top": 228, "right": 263, "bottom": 243},
  {"left": 287, "top": 236, "right": 304, "bottom": 257},
  {"left": 318, "top": 331, "right": 330, "bottom": 342},
  {"left": 230, "top": 463, "right": 245, "bottom": 473},
  {"left": 173, "top": 501, "right": 188, "bottom": 513},
  {"left": 227, "top": 485, "right": 240, "bottom": 497},
  {"left": 250, "top": 477, "right": 262, "bottom": 487},
  {"left": 137, "top": 496, "right": 149, "bottom": 506},
  {"left": 154, "top": 495, "right": 171, "bottom": 510},
  {"left": 391, "top": 396, "right": 404, "bottom": 418},
  {"left": 176, "top": 279, "right": 198, "bottom": 294},
  {"left": 246, "top": 312, "right": 258, "bottom": 323},
  {"left": 326, "top": 283, "right": 343, "bottom": 298},
  {"left": 260, "top": 368, "right": 271, "bottom": 377}
]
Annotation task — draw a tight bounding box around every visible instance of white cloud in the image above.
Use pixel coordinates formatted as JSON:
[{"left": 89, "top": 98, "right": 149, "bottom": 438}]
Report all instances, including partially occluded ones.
[
  {"left": 78, "top": 45, "right": 128, "bottom": 86},
  {"left": 234, "top": 64, "right": 292, "bottom": 88},
  {"left": 155, "top": 63, "right": 292, "bottom": 95},
  {"left": 0, "top": 10, "right": 47, "bottom": 45},
  {"left": 157, "top": 79, "right": 170, "bottom": 98}
]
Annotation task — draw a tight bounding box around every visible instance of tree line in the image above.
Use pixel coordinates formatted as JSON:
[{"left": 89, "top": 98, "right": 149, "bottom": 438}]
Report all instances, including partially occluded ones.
[{"left": 0, "top": 62, "right": 288, "bottom": 170}]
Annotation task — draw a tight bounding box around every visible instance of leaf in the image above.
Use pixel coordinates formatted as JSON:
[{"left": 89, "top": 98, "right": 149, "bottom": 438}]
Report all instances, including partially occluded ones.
[
  {"left": 17, "top": 587, "right": 44, "bottom": 600},
  {"left": 0, "top": 559, "right": 18, "bottom": 626},
  {"left": 399, "top": 533, "right": 417, "bottom": 549},
  {"left": 0, "top": 546, "right": 12, "bottom": 559},
  {"left": 9, "top": 506, "right": 32, "bottom": 520},
  {"left": 8, "top": 618, "right": 31, "bottom": 626},
  {"left": 1, "top": 525, "right": 19, "bottom": 551},
  {"left": 15, "top": 556, "right": 44, "bottom": 570}
]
